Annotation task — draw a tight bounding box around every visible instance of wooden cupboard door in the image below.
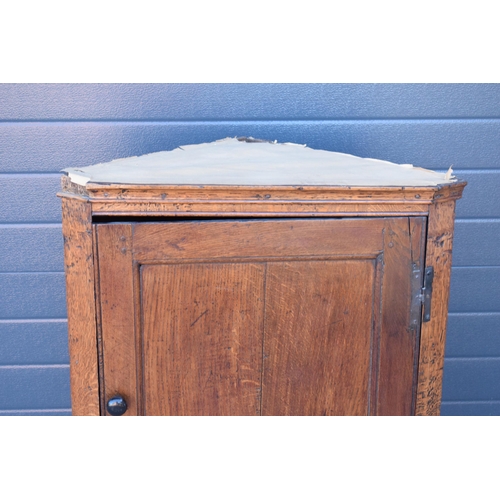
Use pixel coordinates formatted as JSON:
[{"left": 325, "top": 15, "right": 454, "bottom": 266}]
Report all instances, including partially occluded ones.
[{"left": 96, "top": 217, "right": 426, "bottom": 416}]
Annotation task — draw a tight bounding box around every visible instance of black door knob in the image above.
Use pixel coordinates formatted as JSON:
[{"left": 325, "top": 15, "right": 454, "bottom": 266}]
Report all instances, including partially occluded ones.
[{"left": 106, "top": 396, "right": 128, "bottom": 416}]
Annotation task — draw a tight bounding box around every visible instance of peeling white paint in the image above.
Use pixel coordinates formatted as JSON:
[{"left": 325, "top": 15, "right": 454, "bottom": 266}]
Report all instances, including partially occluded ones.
[{"left": 63, "top": 137, "right": 457, "bottom": 187}]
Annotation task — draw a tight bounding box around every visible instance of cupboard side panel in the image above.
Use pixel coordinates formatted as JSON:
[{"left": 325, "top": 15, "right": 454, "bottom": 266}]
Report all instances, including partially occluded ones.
[
  {"left": 96, "top": 224, "right": 138, "bottom": 416},
  {"left": 416, "top": 201, "right": 457, "bottom": 416},
  {"left": 141, "top": 263, "right": 265, "bottom": 416},
  {"left": 61, "top": 197, "right": 100, "bottom": 416}
]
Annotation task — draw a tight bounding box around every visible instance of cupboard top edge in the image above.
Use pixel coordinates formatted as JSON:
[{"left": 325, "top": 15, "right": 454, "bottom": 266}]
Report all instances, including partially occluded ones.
[{"left": 59, "top": 174, "right": 466, "bottom": 204}]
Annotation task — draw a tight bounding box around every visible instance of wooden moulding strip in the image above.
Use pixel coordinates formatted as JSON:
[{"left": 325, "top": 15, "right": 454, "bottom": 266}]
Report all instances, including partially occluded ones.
[
  {"left": 93, "top": 212, "right": 431, "bottom": 219},
  {"left": 61, "top": 197, "right": 100, "bottom": 416},
  {"left": 84, "top": 183, "right": 441, "bottom": 202},
  {"left": 89, "top": 202, "right": 430, "bottom": 217},
  {"left": 415, "top": 199, "right": 457, "bottom": 416}
]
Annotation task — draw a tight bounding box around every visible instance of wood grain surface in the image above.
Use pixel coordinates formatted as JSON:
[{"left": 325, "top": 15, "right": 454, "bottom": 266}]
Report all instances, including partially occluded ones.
[
  {"left": 133, "top": 218, "right": 384, "bottom": 262},
  {"left": 416, "top": 201, "right": 457, "bottom": 415},
  {"left": 91, "top": 201, "right": 429, "bottom": 218},
  {"left": 63, "top": 178, "right": 465, "bottom": 218},
  {"left": 261, "top": 260, "right": 376, "bottom": 416},
  {"left": 92, "top": 217, "right": 429, "bottom": 415},
  {"left": 375, "top": 217, "right": 426, "bottom": 415},
  {"left": 59, "top": 162, "right": 465, "bottom": 418},
  {"left": 96, "top": 224, "right": 138, "bottom": 416},
  {"left": 61, "top": 197, "right": 100, "bottom": 415},
  {"left": 83, "top": 181, "right": 464, "bottom": 202},
  {"left": 141, "top": 263, "right": 265, "bottom": 415}
]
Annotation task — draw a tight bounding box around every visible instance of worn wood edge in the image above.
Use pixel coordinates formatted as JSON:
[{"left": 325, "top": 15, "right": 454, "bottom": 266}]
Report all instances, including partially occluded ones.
[
  {"left": 87, "top": 182, "right": 464, "bottom": 217},
  {"left": 60, "top": 177, "right": 466, "bottom": 201},
  {"left": 57, "top": 192, "right": 89, "bottom": 202},
  {"left": 376, "top": 218, "right": 421, "bottom": 415},
  {"left": 90, "top": 204, "right": 430, "bottom": 218},
  {"left": 61, "top": 197, "right": 100, "bottom": 416},
  {"left": 61, "top": 174, "right": 90, "bottom": 197},
  {"left": 85, "top": 185, "right": 438, "bottom": 201},
  {"left": 415, "top": 200, "right": 457, "bottom": 416},
  {"left": 431, "top": 181, "right": 466, "bottom": 203},
  {"left": 59, "top": 175, "right": 465, "bottom": 218},
  {"left": 369, "top": 253, "right": 383, "bottom": 416},
  {"left": 91, "top": 198, "right": 433, "bottom": 206},
  {"left": 133, "top": 260, "right": 144, "bottom": 416},
  {"left": 83, "top": 181, "right": 465, "bottom": 198},
  {"left": 408, "top": 217, "right": 427, "bottom": 415},
  {"left": 93, "top": 225, "right": 106, "bottom": 416},
  {"left": 94, "top": 212, "right": 431, "bottom": 219}
]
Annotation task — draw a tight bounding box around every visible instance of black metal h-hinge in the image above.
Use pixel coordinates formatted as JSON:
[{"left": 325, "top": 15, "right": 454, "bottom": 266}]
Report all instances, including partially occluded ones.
[{"left": 421, "top": 266, "right": 434, "bottom": 322}]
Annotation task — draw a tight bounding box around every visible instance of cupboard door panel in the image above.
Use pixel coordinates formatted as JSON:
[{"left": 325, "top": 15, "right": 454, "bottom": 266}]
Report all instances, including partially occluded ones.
[
  {"left": 97, "top": 217, "right": 426, "bottom": 416},
  {"left": 262, "top": 260, "right": 378, "bottom": 416},
  {"left": 141, "top": 262, "right": 265, "bottom": 416}
]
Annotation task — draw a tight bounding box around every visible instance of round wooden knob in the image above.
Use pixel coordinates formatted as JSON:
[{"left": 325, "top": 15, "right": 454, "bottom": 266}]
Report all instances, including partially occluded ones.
[{"left": 106, "top": 396, "right": 128, "bottom": 416}]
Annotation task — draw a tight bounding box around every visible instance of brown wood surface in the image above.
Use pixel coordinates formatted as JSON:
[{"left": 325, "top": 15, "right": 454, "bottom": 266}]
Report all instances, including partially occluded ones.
[
  {"left": 261, "top": 260, "right": 377, "bottom": 416},
  {"left": 409, "top": 218, "right": 426, "bottom": 274},
  {"left": 59, "top": 177, "right": 465, "bottom": 417},
  {"left": 96, "top": 224, "right": 138, "bottom": 415},
  {"left": 91, "top": 201, "right": 429, "bottom": 218},
  {"left": 127, "top": 218, "right": 420, "bottom": 415},
  {"left": 61, "top": 180, "right": 465, "bottom": 222},
  {"left": 133, "top": 218, "right": 384, "bottom": 262},
  {"left": 92, "top": 225, "right": 106, "bottom": 415},
  {"left": 61, "top": 179, "right": 465, "bottom": 219},
  {"left": 61, "top": 197, "right": 100, "bottom": 416},
  {"left": 416, "top": 200, "right": 457, "bottom": 416},
  {"left": 83, "top": 181, "right": 464, "bottom": 202},
  {"left": 260, "top": 218, "right": 425, "bottom": 416},
  {"left": 375, "top": 217, "right": 426, "bottom": 415},
  {"left": 141, "top": 263, "right": 265, "bottom": 415}
]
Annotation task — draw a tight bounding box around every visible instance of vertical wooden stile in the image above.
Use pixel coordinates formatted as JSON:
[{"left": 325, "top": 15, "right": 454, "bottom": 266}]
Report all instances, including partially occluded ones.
[
  {"left": 97, "top": 224, "right": 138, "bottom": 416},
  {"left": 61, "top": 196, "right": 100, "bottom": 416},
  {"left": 416, "top": 200, "right": 457, "bottom": 416},
  {"left": 376, "top": 217, "right": 426, "bottom": 416}
]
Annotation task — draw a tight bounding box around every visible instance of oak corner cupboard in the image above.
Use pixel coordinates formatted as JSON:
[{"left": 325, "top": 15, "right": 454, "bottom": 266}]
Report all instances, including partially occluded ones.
[{"left": 59, "top": 137, "right": 466, "bottom": 416}]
